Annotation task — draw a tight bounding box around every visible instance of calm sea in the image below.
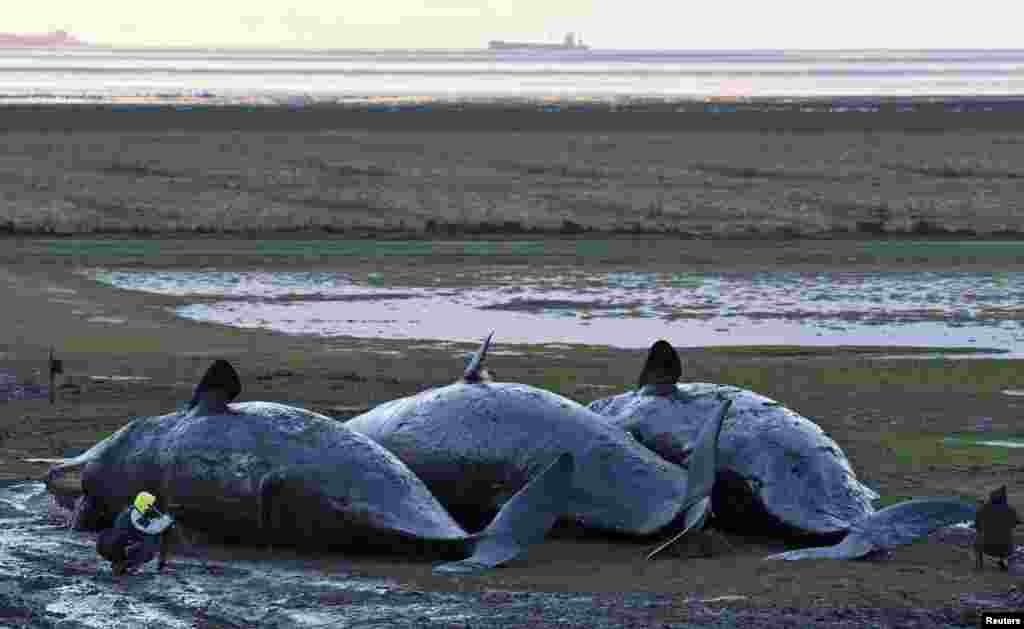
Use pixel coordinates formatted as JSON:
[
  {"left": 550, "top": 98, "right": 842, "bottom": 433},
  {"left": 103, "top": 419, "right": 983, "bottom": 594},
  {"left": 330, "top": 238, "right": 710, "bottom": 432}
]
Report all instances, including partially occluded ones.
[{"left": 2, "top": 47, "right": 1024, "bottom": 105}]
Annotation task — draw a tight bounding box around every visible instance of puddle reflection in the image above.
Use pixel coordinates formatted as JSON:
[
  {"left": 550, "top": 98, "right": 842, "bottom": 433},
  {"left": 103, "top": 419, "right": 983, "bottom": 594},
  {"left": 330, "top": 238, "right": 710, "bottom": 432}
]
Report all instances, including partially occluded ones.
[{"left": 83, "top": 268, "right": 1024, "bottom": 356}]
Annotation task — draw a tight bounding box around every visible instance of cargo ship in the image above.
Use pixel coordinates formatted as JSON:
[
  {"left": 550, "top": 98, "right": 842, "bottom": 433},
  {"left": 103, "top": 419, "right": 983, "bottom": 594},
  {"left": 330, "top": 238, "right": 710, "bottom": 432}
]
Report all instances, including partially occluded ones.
[{"left": 488, "top": 33, "right": 589, "bottom": 51}]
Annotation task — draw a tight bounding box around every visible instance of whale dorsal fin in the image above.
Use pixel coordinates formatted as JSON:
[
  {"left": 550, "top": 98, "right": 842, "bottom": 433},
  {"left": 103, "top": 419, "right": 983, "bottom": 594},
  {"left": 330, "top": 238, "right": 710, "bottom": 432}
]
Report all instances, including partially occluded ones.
[
  {"left": 188, "top": 359, "right": 242, "bottom": 413},
  {"left": 462, "top": 331, "right": 494, "bottom": 383},
  {"left": 637, "top": 339, "right": 682, "bottom": 389}
]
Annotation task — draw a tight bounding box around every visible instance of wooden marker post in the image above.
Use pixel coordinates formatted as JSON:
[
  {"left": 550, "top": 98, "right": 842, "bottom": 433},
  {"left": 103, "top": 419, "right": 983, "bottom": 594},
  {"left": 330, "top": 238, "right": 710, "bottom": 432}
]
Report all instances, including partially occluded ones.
[{"left": 48, "top": 347, "right": 63, "bottom": 405}]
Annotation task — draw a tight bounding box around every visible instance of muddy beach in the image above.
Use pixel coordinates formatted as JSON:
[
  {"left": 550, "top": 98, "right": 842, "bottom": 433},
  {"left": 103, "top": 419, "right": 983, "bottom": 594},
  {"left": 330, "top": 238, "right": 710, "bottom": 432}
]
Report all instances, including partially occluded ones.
[
  {"left": 0, "top": 235, "right": 1022, "bottom": 627},
  {"left": 3, "top": 105, "right": 1024, "bottom": 239}
]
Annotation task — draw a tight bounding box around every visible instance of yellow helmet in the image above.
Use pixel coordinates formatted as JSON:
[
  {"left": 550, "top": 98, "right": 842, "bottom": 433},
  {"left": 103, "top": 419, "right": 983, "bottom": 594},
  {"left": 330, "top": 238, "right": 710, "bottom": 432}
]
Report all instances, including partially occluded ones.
[{"left": 133, "top": 491, "right": 156, "bottom": 513}]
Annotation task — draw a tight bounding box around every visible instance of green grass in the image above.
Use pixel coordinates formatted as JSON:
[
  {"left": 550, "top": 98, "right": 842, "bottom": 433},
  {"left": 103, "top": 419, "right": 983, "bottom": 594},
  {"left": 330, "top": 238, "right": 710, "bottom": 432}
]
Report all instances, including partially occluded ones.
[
  {"left": 278, "top": 350, "right": 318, "bottom": 370},
  {"left": 528, "top": 365, "right": 582, "bottom": 398},
  {"left": 699, "top": 365, "right": 778, "bottom": 393},
  {"left": 699, "top": 345, "right": 1001, "bottom": 357},
  {"left": 855, "top": 359, "right": 1024, "bottom": 391},
  {"left": 723, "top": 357, "right": 1024, "bottom": 392},
  {"left": 30, "top": 239, "right": 167, "bottom": 258},
  {"left": 13, "top": 237, "right": 728, "bottom": 265},
  {"left": 857, "top": 240, "right": 1024, "bottom": 257},
  {"left": 60, "top": 333, "right": 168, "bottom": 355},
  {"left": 881, "top": 432, "right": 1014, "bottom": 469},
  {"left": 26, "top": 238, "right": 554, "bottom": 260}
]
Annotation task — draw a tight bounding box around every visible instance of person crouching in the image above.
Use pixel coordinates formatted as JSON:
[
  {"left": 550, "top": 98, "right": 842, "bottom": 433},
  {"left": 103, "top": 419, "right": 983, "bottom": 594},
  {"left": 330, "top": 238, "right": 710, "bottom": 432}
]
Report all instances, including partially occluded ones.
[{"left": 97, "top": 491, "right": 175, "bottom": 576}]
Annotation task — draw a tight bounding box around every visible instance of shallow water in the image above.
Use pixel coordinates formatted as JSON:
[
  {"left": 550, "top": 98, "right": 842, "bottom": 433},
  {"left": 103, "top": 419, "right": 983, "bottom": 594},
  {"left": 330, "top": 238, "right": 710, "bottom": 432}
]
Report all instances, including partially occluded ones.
[
  {"left": 2, "top": 482, "right": 738, "bottom": 629},
  {"left": 0, "top": 483, "right": 551, "bottom": 628},
  {"left": 7, "top": 47, "right": 1024, "bottom": 105},
  {"left": 943, "top": 437, "right": 1024, "bottom": 449},
  {"left": 0, "top": 368, "right": 49, "bottom": 401},
  {"left": 81, "top": 267, "right": 1024, "bottom": 356}
]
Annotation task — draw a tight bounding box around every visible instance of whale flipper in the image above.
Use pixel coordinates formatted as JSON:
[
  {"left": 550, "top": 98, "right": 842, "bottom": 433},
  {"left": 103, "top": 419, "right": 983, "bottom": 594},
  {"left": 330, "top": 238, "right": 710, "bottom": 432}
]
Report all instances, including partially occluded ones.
[
  {"left": 765, "top": 498, "right": 977, "bottom": 560},
  {"left": 645, "top": 399, "right": 732, "bottom": 560},
  {"left": 646, "top": 495, "right": 712, "bottom": 560},
  {"left": 434, "top": 452, "right": 574, "bottom": 574}
]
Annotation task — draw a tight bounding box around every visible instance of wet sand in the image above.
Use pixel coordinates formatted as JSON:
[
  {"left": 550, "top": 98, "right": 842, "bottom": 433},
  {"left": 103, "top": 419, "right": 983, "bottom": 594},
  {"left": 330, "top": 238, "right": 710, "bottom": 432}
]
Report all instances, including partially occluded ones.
[
  {"left": 3, "top": 104, "right": 1024, "bottom": 238},
  {"left": 1, "top": 237, "right": 1023, "bottom": 626}
]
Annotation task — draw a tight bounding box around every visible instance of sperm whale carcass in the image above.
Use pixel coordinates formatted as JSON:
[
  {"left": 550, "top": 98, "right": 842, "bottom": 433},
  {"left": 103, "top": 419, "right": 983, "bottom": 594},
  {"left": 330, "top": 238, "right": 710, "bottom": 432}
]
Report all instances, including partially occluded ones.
[
  {"left": 45, "top": 360, "right": 574, "bottom": 574},
  {"left": 588, "top": 340, "right": 977, "bottom": 559},
  {"left": 346, "top": 333, "right": 727, "bottom": 547}
]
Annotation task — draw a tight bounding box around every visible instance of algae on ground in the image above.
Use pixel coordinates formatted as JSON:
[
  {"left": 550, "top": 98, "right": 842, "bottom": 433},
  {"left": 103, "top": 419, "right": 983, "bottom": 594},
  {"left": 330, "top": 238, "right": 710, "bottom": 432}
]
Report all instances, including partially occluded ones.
[{"left": 881, "top": 432, "right": 1014, "bottom": 468}]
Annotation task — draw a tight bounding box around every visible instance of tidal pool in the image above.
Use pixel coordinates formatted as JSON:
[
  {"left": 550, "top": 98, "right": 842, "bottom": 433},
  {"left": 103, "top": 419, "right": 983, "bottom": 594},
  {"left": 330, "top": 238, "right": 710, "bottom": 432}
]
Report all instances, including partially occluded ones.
[
  {"left": 943, "top": 436, "right": 1024, "bottom": 449},
  {"left": 81, "top": 268, "right": 1024, "bottom": 356}
]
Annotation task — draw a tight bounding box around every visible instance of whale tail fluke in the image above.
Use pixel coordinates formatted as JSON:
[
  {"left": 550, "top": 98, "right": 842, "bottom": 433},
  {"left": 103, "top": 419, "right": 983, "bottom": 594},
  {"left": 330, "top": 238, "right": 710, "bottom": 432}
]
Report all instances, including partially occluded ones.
[
  {"left": 763, "top": 533, "right": 876, "bottom": 560},
  {"left": 434, "top": 452, "right": 574, "bottom": 574},
  {"left": 764, "top": 498, "right": 978, "bottom": 561}
]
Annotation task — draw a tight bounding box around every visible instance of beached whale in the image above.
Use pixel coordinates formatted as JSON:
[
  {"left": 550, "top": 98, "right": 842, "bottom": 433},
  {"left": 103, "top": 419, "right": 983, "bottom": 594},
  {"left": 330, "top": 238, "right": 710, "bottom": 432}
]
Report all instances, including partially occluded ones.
[
  {"left": 588, "top": 339, "right": 978, "bottom": 559},
  {"left": 44, "top": 360, "right": 574, "bottom": 574},
  {"left": 587, "top": 340, "right": 879, "bottom": 537},
  {"left": 346, "top": 333, "right": 725, "bottom": 548}
]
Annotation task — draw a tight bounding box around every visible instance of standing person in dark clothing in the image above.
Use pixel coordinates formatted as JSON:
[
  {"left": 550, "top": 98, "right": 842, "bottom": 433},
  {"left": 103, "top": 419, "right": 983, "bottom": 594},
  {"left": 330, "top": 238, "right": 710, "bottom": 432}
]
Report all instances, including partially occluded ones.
[
  {"left": 975, "top": 485, "right": 1021, "bottom": 571},
  {"left": 96, "top": 491, "right": 175, "bottom": 576}
]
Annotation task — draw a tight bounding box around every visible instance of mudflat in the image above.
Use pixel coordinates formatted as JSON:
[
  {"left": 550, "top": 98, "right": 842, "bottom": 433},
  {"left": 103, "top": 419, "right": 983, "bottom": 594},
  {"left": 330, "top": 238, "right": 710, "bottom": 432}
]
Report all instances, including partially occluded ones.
[
  {"left": 1, "top": 235, "right": 1022, "bottom": 627},
  {"left": 3, "top": 106, "right": 1024, "bottom": 239}
]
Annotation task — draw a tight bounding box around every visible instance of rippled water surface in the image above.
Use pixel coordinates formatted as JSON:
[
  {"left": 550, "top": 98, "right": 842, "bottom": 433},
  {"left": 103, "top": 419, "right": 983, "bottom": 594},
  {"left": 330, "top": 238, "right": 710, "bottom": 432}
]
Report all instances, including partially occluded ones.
[
  {"left": 7, "top": 47, "right": 1024, "bottom": 104},
  {"left": 0, "top": 482, "right": 611, "bottom": 629},
  {"left": 82, "top": 267, "right": 1024, "bottom": 356}
]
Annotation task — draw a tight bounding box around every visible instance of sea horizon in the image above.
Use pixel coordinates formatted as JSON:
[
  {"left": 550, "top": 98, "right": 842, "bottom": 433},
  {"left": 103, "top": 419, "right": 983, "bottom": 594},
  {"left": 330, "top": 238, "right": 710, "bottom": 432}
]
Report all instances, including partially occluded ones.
[{"left": 2, "top": 45, "right": 1023, "bottom": 106}]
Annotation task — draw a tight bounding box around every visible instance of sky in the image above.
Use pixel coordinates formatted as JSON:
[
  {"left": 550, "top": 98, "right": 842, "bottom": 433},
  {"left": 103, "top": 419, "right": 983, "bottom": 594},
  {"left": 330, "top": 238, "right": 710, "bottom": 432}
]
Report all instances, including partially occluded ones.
[{"left": 7, "top": 0, "right": 1024, "bottom": 50}]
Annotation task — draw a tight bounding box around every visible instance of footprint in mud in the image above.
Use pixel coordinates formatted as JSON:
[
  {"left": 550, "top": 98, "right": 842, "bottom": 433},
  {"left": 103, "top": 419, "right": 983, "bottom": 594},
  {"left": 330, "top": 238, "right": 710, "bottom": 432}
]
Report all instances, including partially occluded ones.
[
  {"left": 18, "top": 575, "right": 67, "bottom": 593},
  {"left": 0, "top": 481, "right": 775, "bottom": 629},
  {"left": 214, "top": 564, "right": 256, "bottom": 579}
]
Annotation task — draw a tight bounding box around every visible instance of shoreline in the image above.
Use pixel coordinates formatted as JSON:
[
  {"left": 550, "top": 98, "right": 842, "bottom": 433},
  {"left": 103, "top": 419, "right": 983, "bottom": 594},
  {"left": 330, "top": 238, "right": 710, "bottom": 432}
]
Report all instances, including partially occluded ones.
[
  {"left": 1, "top": 250, "right": 1023, "bottom": 625},
  {"left": 3, "top": 226, "right": 1023, "bottom": 238},
  {"left": 6, "top": 102, "right": 1024, "bottom": 131},
  {"left": 8, "top": 236, "right": 1024, "bottom": 273}
]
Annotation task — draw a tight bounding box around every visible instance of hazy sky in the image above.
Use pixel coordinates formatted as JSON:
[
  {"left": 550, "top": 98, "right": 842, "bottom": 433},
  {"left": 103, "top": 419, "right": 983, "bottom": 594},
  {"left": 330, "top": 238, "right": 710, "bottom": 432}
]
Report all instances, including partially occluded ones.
[{"left": 10, "top": 1, "right": 1024, "bottom": 49}]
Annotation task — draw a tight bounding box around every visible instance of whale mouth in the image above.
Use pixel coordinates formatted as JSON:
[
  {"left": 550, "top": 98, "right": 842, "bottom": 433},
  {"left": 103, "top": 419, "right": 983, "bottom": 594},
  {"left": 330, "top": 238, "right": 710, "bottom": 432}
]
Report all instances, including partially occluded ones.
[
  {"left": 45, "top": 461, "right": 86, "bottom": 506},
  {"left": 708, "top": 469, "right": 849, "bottom": 543}
]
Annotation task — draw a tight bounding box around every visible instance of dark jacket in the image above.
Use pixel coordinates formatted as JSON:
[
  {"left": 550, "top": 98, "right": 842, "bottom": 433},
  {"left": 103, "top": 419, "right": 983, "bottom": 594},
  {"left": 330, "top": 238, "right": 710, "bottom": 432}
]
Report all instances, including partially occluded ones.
[
  {"left": 975, "top": 491, "right": 1020, "bottom": 559},
  {"left": 97, "top": 506, "right": 171, "bottom": 567}
]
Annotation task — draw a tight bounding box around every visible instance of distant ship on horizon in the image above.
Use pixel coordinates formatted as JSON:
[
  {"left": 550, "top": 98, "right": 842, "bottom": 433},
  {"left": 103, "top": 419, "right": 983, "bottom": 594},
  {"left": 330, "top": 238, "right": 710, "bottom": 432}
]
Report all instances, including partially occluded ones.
[
  {"left": 488, "top": 33, "right": 589, "bottom": 51},
  {"left": 0, "top": 30, "right": 86, "bottom": 47}
]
